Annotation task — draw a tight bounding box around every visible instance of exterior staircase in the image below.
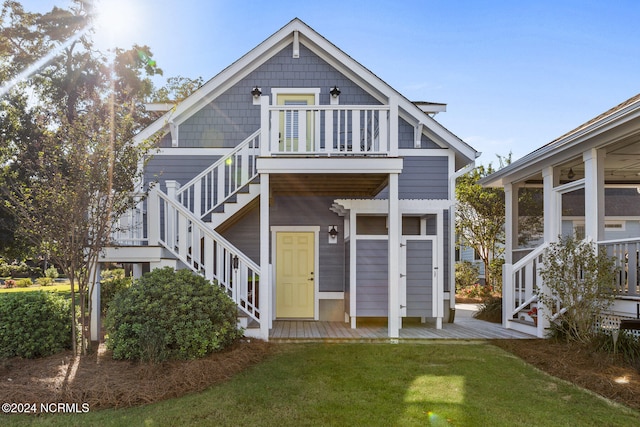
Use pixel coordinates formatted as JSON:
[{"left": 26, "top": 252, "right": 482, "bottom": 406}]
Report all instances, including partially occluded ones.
[{"left": 140, "top": 130, "right": 266, "bottom": 338}]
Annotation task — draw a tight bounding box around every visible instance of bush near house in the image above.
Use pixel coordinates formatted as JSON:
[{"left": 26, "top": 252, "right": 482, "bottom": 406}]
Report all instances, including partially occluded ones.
[
  {"left": 106, "top": 267, "right": 242, "bottom": 362},
  {"left": 0, "top": 291, "right": 74, "bottom": 358},
  {"left": 100, "top": 268, "right": 132, "bottom": 315},
  {"left": 539, "top": 235, "right": 618, "bottom": 343}
]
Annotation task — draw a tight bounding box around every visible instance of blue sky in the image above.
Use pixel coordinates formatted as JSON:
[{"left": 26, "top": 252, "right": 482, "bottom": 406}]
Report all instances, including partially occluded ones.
[{"left": 22, "top": 0, "right": 640, "bottom": 166}]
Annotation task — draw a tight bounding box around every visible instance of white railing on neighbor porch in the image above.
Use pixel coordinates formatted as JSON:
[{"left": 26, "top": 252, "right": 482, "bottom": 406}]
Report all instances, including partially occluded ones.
[
  {"left": 266, "top": 105, "right": 390, "bottom": 156},
  {"left": 176, "top": 130, "right": 260, "bottom": 219},
  {"left": 153, "top": 186, "right": 261, "bottom": 323},
  {"left": 504, "top": 243, "right": 547, "bottom": 324},
  {"left": 599, "top": 238, "right": 640, "bottom": 297}
]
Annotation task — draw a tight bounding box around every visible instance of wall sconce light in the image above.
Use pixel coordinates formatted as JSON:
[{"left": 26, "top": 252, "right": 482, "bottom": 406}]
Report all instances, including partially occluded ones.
[
  {"left": 232, "top": 255, "right": 239, "bottom": 270},
  {"left": 251, "top": 86, "right": 262, "bottom": 98},
  {"left": 329, "top": 86, "right": 341, "bottom": 98},
  {"left": 328, "top": 226, "right": 338, "bottom": 244},
  {"left": 567, "top": 168, "right": 575, "bottom": 180}
]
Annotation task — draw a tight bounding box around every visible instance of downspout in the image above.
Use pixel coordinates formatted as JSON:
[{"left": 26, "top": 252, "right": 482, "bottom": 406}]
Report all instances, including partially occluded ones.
[{"left": 448, "top": 160, "right": 477, "bottom": 322}]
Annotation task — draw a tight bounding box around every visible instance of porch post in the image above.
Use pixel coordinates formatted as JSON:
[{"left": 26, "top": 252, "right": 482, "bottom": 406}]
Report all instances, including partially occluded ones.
[
  {"left": 504, "top": 182, "right": 519, "bottom": 265},
  {"left": 349, "top": 208, "right": 357, "bottom": 328},
  {"left": 388, "top": 173, "right": 400, "bottom": 338},
  {"left": 583, "top": 148, "right": 605, "bottom": 241},
  {"left": 90, "top": 262, "right": 102, "bottom": 342},
  {"left": 260, "top": 173, "right": 270, "bottom": 340},
  {"left": 260, "top": 96, "right": 270, "bottom": 157},
  {"left": 541, "top": 167, "right": 559, "bottom": 337},
  {"left": 542, "top": 167, "right": 560, "bottom": 243}
]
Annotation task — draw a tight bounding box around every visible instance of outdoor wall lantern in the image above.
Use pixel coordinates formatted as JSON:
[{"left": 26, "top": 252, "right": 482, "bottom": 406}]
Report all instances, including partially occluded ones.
[
  {"left": 251, "top": 86, "right": 262, "bottom": 98},
  {"left": 567, "top": 168, "right": 575, "bottom": 180},
  {"left": 329, "top": 86, "right": 341, "bottom": 98},
  {"left": 232, "top": 255, "right": 239, "bottom": 270},
  {"left": 328, "top": 226, "right": 339, "bottom": 244}
]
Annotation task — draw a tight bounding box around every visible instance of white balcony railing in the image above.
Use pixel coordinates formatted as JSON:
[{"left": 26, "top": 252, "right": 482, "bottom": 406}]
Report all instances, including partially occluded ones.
[{"left": 265, "top": 104, "right": 391, "bottom": 156}]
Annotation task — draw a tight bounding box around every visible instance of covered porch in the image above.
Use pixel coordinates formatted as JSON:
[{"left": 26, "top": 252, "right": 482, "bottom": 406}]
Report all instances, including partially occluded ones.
[{"left": 481, "top": 94, "right": 640, "bottom": 337}]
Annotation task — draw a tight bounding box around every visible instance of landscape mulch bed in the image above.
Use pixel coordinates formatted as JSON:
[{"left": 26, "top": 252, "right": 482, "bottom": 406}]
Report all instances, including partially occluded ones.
[
  {"left": 1, "top": 337, "right": 639, "bottom": 412},
  {"left": 0, "top": 339, "right": 273, "bottom": 409}
]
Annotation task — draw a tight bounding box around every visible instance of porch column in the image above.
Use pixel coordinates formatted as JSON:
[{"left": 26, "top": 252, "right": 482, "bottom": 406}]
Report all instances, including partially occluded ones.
[
  {"left": 147, "top": 186, "right": 160, "bottom": 245},
  {"left": 388, "top": 173, "right": 400, "bottom": 338},
  {"left": 260, "top": 173, "right": 270, "bottom": 340},
  {"left": 349, "top": 208, "right": 357, "bottom": 329},
  {"left": 542, "top": 167, "right": 560, "bottom": 243},
  {"left": 504, "top": 182, "right": 519, "bottom": 265},
  {"left": 583, "top": 148, "right": 605, "bottom": 241},
  {"left": 90, "top": 262, "right": 102, "bottom": 342},
  {"left": 541, "top": 167, "right": 559, "bottom": 338},
  {"left": 260, "top": 95, "right": 270, "bottom": 157}
]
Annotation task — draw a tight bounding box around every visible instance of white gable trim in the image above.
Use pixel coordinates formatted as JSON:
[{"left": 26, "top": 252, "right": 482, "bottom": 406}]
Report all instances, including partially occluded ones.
[{"left": 135, "top": 18, "right": 478, "bottom": 163}]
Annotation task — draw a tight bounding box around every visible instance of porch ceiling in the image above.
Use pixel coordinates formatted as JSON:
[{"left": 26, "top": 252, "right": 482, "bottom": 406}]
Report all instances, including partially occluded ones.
[
  {"left": 523, "top": 135, "right": 640, "bottom": 185},
  {"left": 270, "top": 173, "right": 388, "bottom": 196}
]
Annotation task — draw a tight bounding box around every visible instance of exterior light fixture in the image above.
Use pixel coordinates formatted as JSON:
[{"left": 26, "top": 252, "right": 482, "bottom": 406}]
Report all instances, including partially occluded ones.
[
  {"left": 329, "top": 86, "right": 341, "bottom": 98},
  {"left": 567, "top": 168, "right": 575, "bottom": 180},
  {"left": 232, "top": 255, "right": 239, "bottom": 270},
  {"left": 329, "top": 226, "right": 338, "bottom": 238},
  {"left": 251, "top": 86, "right": 262, "bottom": 98}
]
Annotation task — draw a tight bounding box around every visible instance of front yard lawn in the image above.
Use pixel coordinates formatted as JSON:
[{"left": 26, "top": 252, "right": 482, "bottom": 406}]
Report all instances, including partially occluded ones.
[{"left": 3, "top": 342, "right": 639, "bottom": 426}]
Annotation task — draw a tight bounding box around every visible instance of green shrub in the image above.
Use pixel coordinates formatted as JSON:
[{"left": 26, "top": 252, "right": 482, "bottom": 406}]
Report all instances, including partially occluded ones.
[
  {"left": 0, "top": 292, "right": 74, "bottom": 358},
  {"left": 44, "top": 266, "right": 60, "bottom": 280},
  {"left": 100, "top": 268, "right": 132, "bottom": 314},
  {"left": 15, "top": 278, "right": 32, "bottom": 288},
  {"left": 473, "top": 296, "right": 502, "bottom": 323},
  {"left": 455, "top": 261, "right": 479, "bottom": 292},
  {"left": 105, "top": 267, "right": 242, "bottom": 362},
  {"left": 538, "top": 235, "right": 618, "bottom": 343},
  {"left": 593, "top": 329, "right": 640, "bottom": 370},
  {"left": 36, "top": 277, "right": 54, "bottom": 286}
]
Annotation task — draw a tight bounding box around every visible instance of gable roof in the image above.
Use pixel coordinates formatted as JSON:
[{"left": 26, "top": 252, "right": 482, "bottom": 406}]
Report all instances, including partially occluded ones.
[
  {"left": 136, "top": 18, "right": 478, "bottom": 165},
  {"left": 481, "top": 93, "right": 640, "bottom": 187}
]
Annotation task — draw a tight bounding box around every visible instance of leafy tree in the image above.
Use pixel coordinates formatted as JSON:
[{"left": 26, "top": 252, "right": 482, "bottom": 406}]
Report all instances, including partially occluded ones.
[
  {"left": 152, "top": 75, "right": 204, "bottom": 103},
  {"left": 0, "top": 0, "right": 162, "bottom": 354},
  {"left": 538, "top": 235, "right": 618, "bottom": 343},
  {"left": 456, "top": 161, "right": 506, "bottom": 289}
]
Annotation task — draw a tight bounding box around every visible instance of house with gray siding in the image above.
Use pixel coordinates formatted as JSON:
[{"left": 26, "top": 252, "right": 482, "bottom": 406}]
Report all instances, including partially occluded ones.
[{"left": 95, "top": 18, "right": 478, "bottom": 340}]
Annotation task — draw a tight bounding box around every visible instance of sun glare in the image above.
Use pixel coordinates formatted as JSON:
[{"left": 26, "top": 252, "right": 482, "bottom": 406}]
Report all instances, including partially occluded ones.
[{"left": 93, "top": 0, "right": 140, "bottom": 49}]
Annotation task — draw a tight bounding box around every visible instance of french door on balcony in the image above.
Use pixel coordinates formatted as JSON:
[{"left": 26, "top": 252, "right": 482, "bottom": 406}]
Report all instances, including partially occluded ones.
[{"left": 276, "top": 93, "right": 315, "bottom": 152}]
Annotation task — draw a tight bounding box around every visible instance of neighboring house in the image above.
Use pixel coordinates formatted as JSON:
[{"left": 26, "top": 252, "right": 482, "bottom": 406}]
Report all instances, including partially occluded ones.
[
  {"left": 92, "top": 19, "right": 478, "bottom": 341},
  {"left": 455, "top": 244, "right": 485, "bottom": 285},
  {"left": 481, "top": 93, "right": 640, "bottom": 337}
]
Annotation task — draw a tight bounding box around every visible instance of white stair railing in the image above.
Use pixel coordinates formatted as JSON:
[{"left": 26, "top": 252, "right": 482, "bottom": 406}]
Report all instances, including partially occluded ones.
[
  {"left": 505, "top": 243, "right": 548, "bottom": 323},
  {"left": 153, "top": 187, "right": 261, "bottom": 324},
  {"left": 176, "top": 130, "right": 260, "bottom": 219}
]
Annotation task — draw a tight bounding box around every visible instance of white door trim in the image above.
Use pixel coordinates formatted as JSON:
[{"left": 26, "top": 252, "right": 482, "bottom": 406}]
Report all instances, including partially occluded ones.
[{"left": 271, "top": 226, "right": 320, "bottom": 320}]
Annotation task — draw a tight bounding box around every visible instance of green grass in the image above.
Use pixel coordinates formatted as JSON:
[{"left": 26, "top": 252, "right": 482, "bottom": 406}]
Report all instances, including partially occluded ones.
[
  {"left": 2, "top": 342, "right": 639, "bottom": 426},
  {"left": 0, "top": 283, "right": 71, "bottom": 294}
]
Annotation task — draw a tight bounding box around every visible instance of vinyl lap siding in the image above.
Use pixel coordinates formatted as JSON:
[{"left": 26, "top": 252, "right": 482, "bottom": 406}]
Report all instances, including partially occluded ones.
[
  {"left": 376, "top": 156, "right": 449, "bottom": 200},
  {"left": 356, "top": 240, "right": 388, "bottom": 316}
]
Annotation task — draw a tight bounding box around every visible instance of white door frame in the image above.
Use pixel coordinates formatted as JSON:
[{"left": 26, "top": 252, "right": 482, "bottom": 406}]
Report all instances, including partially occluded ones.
[{"left": 271, "top": 225, "right": 320, "bottom": 320}]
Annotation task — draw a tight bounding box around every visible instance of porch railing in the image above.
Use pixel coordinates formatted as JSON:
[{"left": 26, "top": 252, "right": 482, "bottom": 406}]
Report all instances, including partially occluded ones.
[
  {"left": 110, "top": 194, "right": 147, "bottom": 246},
  {"left": 266, "top": 105, "right": 390, "bottom": 156},
  {"left": 176, "top": 130, "right": 260, "bottom": 219},
  {"left": 599, "top": 238, "right": 640, "bottom": 297},
  {"left": 154, "top": 187, "right": 261, "bottom": 323},
  {"left": 504, "top": 243, "right": 547, "bottom": 323}
]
